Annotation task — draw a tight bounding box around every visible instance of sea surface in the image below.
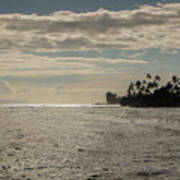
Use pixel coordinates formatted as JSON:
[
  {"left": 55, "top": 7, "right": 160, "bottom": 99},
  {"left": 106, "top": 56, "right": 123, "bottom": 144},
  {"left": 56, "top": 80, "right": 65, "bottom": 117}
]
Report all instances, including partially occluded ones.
[
  {"left": 0, "top": 103, "right": 180, "bottom": 124},
  {"left": 0, "top": 104, "right": 119, "bottom": 107},
  {"left": 0, "top": 104, "right": 180, "bottom": 179}
]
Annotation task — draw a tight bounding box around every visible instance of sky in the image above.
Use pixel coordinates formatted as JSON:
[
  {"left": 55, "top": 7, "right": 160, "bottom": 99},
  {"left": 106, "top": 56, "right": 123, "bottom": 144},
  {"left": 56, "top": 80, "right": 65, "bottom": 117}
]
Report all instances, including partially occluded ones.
[{"left": 0, "top": 0, "right": 180, "bottom": 103}]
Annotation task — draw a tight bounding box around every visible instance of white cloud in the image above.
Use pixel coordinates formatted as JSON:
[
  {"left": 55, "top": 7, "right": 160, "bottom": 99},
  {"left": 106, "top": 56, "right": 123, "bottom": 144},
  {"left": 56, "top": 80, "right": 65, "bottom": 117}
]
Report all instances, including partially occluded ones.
[
  {"left": 0, "top": 3, "right": 180, "bottom": 51},
  {"left": 55, "top": 56, "right": 147, "bottom": 64},
  {"left": 120, "top": 51, "right": 145, "bottom": 58},
  {"left": 0, "top": 80, "right": 13, "bottom": 93},
  {"left": 0, "top": 51, "right": 147, "bottom": 77}
]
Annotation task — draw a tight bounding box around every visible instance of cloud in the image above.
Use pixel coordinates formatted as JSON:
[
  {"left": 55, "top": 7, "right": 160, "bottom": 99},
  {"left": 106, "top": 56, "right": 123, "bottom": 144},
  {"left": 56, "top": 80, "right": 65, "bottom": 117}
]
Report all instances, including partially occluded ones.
[
  {"left": 55, "top": 56, "right": 147, "bottom": 64},
  {"left": 120, "top": 51, "right": 145, "bottom": 58},
  {"left": 0, "top": 51, "right": 147, "bottom": 77},
  {"left": 0, "top": 99, "right": 28, "bottom": 104},
  {"left": 16, "top": 87, "right": 31, "bottom": 94},
  {"left": 55, "top": 84, "right": 66, "bottom": 93},
  {"left": 0, "top": 80, "right": 13, "bottom": 93},
  {"left": 0, "top": 3, "right": 180, "bottom": 51}
]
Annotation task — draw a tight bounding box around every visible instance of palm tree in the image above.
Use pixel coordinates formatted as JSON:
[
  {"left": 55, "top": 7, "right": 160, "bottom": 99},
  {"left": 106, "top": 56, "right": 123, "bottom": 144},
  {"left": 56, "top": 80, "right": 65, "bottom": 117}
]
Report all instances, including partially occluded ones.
[
  {"left": 127, "top": 82, "right": 135, "bottom": 96},
  {"left": 135, "top": 81, "right": 141, "bottom": 89},
  {"left": 145, "top": 88, "right": 151, "bottom": 95},
  {"left": 135, "top": 80, "right": 142, "bottom": 95},
  {"left": 152, "top": 75, "right": 161, "bottom": 91},
  {"left": 146, "top": 82, "right": 154, "bottom": 94},
  {"left": 172, "top": 75, "right": 178, "bottom": 83},
  {"left": 171, "top": 75, "right": 180, "bottom": 94},
  {"left": 152, "top": 81, "right": 159, "bottom": 89},
  {"left": 165, "top": 81, "right": 173, "bottom": 92},
  {"left": 178, "top": 77, "right": 180, "bottom": 85},
  {"left": 140, "top": 85, "right": 146, "bottom": 94},
  {"left": 154, "top": 75, "right": 161, "bottom": 82},
  {"left": 146, "top": 73, "right": 152, "bottom": 80}
]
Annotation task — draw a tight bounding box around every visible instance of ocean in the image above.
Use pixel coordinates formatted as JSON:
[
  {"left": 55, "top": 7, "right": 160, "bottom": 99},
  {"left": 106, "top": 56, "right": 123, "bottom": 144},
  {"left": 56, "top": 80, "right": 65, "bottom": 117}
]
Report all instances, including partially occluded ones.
[{"left": 0, "top": 105, "right": 180, "bottom": 179}]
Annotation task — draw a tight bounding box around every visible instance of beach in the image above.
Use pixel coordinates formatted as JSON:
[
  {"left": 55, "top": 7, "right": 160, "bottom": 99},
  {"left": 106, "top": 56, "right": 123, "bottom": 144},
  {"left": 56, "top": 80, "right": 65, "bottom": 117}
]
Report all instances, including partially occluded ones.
[{"left": 0, "top": 106, "right": 180, "bottom": 179}]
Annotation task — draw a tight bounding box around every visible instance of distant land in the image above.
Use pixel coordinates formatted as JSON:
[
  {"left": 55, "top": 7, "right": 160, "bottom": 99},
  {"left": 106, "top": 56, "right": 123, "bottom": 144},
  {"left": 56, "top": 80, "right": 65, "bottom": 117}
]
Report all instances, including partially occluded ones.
[{"left": 106, "top": 74, "right": 180, "bottom": 107}]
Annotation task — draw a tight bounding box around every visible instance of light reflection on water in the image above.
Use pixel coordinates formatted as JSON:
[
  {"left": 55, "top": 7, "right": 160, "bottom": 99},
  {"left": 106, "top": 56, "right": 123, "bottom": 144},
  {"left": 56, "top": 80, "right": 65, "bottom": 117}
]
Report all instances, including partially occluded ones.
[{"left": 0, "top": 104, "right": 180, "bottom": 125}]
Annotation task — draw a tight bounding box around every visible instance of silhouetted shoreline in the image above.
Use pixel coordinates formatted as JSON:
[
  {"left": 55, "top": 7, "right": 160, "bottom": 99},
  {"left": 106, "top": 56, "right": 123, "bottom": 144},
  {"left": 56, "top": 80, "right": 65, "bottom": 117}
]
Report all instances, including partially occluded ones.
[{"left": 106, "top": 74, "right": 180, "bottom": 107}]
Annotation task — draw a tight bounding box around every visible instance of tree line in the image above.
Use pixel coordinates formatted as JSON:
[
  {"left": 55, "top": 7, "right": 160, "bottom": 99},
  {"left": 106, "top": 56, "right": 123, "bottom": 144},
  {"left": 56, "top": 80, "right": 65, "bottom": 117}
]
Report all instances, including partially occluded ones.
[{"left": 106, "top": 74, "right": 180, "bottom": 107}]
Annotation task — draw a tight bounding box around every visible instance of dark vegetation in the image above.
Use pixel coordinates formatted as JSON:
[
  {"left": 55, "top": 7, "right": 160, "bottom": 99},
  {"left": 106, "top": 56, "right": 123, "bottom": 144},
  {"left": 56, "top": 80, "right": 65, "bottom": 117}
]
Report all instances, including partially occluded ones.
[
  {"left": 106, "top": 74, "right": 180, "bottom": 107},
  {"left": 106, "top": 92, "right": 120, "bottom": 104}
]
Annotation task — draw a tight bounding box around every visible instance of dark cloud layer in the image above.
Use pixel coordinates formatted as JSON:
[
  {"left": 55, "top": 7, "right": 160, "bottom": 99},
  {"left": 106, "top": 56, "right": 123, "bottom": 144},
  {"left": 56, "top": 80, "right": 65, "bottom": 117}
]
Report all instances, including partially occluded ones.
[{"left": 0, "top": 3, "right": 180, "bottom": 51}]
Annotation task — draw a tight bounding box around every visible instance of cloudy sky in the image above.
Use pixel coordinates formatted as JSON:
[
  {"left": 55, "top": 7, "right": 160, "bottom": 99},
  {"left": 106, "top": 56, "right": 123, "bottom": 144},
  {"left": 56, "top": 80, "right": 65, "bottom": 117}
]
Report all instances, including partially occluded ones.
[{"left": 0, "top": 0, "right": 180, "bottom": 103}]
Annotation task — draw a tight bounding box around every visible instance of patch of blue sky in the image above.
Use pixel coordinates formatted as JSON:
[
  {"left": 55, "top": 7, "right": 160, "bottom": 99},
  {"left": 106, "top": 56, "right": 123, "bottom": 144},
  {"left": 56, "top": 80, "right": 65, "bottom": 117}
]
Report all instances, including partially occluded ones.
[
  {"left": 26, "top": 48, "right": 180, "bottom": 61},
  {"left": 141, "top": 48, "right": 180, "bottom": 63},
  {"left": 25, "top": 47, "right": 180, "bottom": 74},
  {"left": 0, "top": 74, "right": 87, "bottom": 86},
  {"left": 0, "top": 0, "right": 178, "bottom": 14},
  {"left": 26, "top": 49, "right": 146, "bottom": 59},
  {"left": 27, "top": 51, "right": 101, "bottom": 59},
  {"left": 135, "top": 48, "right": 180, "bottom": 73}
]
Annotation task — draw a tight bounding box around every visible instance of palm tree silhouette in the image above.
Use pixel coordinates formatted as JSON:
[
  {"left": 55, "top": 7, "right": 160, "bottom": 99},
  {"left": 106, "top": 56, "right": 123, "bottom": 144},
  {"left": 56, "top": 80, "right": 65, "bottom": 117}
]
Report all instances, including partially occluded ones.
[
  {"left": 135, "top": 80, "right": 142, "bottom": 95},
  {"left": 127, "top": 82, "right": 135, "bottom": 96},
  {"left": 170, "top": 75, "right": 179, "bottom": 93},
  {"left": 172, "top": 75, "right": 178, "bottom": 83},
  {"left": 146, "top": 73, "right": 152, "bottom": 80},
  {"left": 119, "top": 74, "right": 180, "bottom": 107},
  {"left": 153, "top": 75, "right": 161, "bottom": 90},
  {"left": 146, "top": 82, "right": 154, "bottom": 94},
  {"left": 154, "top": 75, "right": 161, "bottom": 82}
]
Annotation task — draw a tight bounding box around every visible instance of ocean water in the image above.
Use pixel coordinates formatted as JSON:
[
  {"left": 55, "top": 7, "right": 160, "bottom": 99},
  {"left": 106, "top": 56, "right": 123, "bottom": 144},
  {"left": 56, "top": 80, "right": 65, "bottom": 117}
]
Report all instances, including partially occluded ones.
[
  {"left": 1, "top": 103, "right": 180, "bottom": 123},
  {"left": 0, "top": 104, "right": 119, "bottom": 107},
  {"left": 0, "top": 104, "right": 180, "bottom": 179}
]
